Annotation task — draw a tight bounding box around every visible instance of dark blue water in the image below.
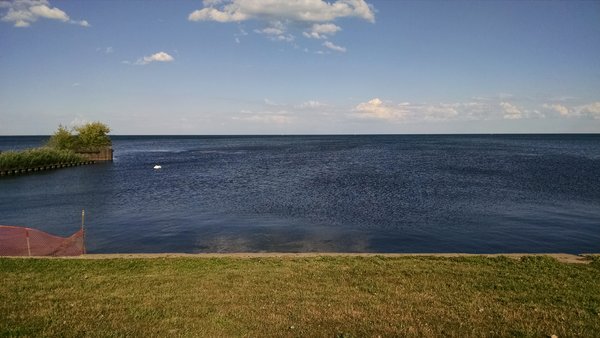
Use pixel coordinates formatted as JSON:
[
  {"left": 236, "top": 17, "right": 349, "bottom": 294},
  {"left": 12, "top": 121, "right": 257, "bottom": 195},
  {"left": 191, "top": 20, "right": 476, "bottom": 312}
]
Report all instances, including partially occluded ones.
[{"left": 1, "top": 135, "right": 599, "bottom": 253}]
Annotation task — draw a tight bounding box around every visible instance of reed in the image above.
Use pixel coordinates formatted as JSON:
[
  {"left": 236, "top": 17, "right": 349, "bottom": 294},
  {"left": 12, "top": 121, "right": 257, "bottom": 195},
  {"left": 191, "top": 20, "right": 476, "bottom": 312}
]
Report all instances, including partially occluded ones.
[{"left": 0, "top": 147, "right": 85, "bottom": 171}]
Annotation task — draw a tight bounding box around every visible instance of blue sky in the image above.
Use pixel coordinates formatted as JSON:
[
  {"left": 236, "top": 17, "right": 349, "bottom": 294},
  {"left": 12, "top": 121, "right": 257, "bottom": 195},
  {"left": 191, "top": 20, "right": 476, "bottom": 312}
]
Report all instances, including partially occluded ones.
[{"left": 1, "top": 0, "right": 599, "bottom": 135}]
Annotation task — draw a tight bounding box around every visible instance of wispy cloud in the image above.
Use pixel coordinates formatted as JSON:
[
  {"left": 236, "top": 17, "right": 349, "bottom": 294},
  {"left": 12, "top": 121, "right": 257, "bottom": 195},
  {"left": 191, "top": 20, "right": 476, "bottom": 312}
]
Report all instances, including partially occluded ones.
[
  {"left": 71, "top": 19, "right": 89, "bottom": 27},
  {"left": 353, "top": 98, "right": 562, "bottom": 122},
  {"left": 296, "top": 100, "right": 329, "bottom": 109},
  {"left": 263, "top": 98, "right": 282, "bottom": 106},
  {"left": 0, "top": 0, "right": 89, "bottom": 27},
  {"left": 133, "top": 51, "right": 175, "bottom": 65},
  {"left": 232, "top": 110, "right": 293, "bottom": 124},
  {"left": 96, "top": 46, "right": 114, "bottom": 54},
  {"left": 303, "top": 23, "right": 341, "bottom": 39},
  {"left": 254, "top": 21, "right": 294, "bottom": 42},
  {"left": 322, "top": 40, "right": 346, "bottom": 52}
]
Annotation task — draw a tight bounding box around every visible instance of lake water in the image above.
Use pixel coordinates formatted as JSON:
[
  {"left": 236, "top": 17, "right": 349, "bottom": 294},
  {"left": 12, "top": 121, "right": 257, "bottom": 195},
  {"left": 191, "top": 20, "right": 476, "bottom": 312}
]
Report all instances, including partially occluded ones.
[{"left": 1, "top": 135, "right": 599, "bottom": 253}]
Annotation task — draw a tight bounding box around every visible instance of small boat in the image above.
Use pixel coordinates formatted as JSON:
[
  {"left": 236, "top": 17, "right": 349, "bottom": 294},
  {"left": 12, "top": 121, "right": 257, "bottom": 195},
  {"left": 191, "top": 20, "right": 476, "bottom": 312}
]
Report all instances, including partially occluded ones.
[{"left": 153, "top": 165, "right": 162, "bottom": 170}]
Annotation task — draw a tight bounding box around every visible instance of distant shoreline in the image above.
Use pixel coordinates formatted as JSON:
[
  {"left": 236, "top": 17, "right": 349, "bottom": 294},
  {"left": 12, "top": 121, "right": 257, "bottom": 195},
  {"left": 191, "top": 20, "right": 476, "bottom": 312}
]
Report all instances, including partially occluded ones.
[{"left": 1, "top": 133, "right": 600, "bottom": 137}]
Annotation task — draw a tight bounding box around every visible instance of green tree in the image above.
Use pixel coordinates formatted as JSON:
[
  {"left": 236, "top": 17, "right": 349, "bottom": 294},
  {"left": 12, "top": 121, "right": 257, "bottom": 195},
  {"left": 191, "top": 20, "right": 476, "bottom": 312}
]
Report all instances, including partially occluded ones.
[
  {"left": 74, "top": 122, "right": 112, "bottom": 151},
  {"left": 47, "top": 125, "right": 75, "bottom": 150}
]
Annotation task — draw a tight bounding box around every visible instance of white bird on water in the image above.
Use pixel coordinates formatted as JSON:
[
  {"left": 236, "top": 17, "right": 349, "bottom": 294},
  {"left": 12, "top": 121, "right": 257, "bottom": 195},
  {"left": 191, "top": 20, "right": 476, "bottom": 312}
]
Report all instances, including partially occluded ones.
[{"left": 153, "top": 165, "right": 162, "bottom": 170}]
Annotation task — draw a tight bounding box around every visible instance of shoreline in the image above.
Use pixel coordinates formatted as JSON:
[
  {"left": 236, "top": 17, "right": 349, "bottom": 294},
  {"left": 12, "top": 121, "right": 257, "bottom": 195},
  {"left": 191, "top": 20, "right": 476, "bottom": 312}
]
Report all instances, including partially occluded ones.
[{"left": 5, "top": 252, "right": 598, "bottom": 264}]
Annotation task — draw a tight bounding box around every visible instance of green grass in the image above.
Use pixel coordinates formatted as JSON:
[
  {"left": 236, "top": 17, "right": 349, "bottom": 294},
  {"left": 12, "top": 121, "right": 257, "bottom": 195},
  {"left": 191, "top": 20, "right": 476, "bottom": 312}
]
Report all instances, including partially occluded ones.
[
  {"left": 0, "top": 147, "right": 85, "bottom": 171},
  {"left": 1, "top": 256, "right": 599, "bottom": 337}
]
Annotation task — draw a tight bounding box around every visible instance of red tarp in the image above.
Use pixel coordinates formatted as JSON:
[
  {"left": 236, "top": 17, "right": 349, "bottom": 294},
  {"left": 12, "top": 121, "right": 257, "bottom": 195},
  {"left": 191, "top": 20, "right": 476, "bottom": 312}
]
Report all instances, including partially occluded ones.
[{"left": 0, "top": 225, "right": 84, "bottom": 256}]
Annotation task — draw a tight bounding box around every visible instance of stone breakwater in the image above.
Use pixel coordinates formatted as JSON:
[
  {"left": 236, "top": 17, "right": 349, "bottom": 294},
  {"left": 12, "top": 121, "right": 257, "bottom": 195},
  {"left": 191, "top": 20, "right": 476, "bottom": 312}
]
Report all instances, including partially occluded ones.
[
  {"left": 0, "top": 161, "right": 96, "bottom": 177},
  {"left": 76, "top": 147, "right": 113, "bottom": 162}
]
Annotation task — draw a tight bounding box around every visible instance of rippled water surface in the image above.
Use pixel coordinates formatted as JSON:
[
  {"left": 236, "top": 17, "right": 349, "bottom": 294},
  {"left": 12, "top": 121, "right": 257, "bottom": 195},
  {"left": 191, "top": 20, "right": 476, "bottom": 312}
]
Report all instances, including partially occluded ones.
[{"left": 1, "top": 135, "right": 599, "bottom": 253}]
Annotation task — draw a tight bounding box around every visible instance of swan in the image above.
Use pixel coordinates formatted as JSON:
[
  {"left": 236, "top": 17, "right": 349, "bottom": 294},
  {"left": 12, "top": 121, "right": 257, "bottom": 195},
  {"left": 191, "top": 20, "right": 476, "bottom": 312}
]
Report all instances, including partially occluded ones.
[{"left": 153, "top": 165, "right": 162, "bottom": 170}]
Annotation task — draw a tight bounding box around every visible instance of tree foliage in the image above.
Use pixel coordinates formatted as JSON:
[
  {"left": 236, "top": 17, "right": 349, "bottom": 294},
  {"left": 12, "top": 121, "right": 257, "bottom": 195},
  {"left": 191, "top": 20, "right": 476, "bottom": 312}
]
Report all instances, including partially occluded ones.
[
  {"left": 47, "top": 125, "right": 75, "bottom": 150},
  {"left": 74, "top": 122, "right": 111, "bottom": 151},
  {"left": 46, "top": 122, "right": 112, "bottom": 152}
]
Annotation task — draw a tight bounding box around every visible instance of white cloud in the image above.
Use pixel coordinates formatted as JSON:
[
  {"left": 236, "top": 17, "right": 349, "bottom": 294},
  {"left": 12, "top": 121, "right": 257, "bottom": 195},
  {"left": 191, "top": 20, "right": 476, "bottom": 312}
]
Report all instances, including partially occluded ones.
[
  {"left": 255, "top": 26, "right": 284, "bottom": 35},
  {"left": 263, "top": 98, "right": 280, "bottom": 106},
  {"left": 409, "top": 101, "right": 493, "bottom": 121},
  {"left": 1, "top": 0, "right": 89, "bottom": 27},
  {"left": 189, "top": 6, "right": 248, "bottom": 22},
  {"left": 72, "top": 19, "right": 89, "bottom": 27},
  {"left": 134, "top": 51, "right": 175, "bottom": 65},
  {"left": 500, "top": 102, "right": 523, "bottom": 120},
  {"left": 14, "top": 19, "right": 28, "bottom": 27},
  {"left": 543, "top": 103, "right": 570, "bottom": 116},
  {"left": 97, "top": 46, "right": 114, "bottom": 54},
  {"left": 296, "top": 100, "right": 328, "bottom": 109},
  {"left": 189, "top": 0, "right": 374, "bottom": 23},
  {"left": 419, "top": 103, "right": 460, "bottom": 121},
  {"left": 578, "top": 102, "right": 600, "bottom": 119},
  {"left": 322, "top": 40, "right": 346, "bottom": 52},
  {"left": 353, "top": 98, "right": 545, "bottom": 122},
  {"left": 203, "top": 0, "right": 226, "bottom": 6},
  {"left": 29, "top": 3, "right": 67, "bottom": 20},
  {"left": 550, "top": 96, "right": 577, "bottom": 102},
  {"left": 188, "top": 0, "right": 374, "bottom": 49},
  {"left": 273, "top": 34, "right": 294, "bottom": 42},
  {"left": 303, "top": 23, "right": 341, "bottom": 39},
  {"left": 542, "top": 101, "right": 600, "bottom": 119},
  {"left": 247, "top": 114, "right": 292, "bottom": 124},
  {"left": 232, "top": 110, "right": 293, "bottom": 124},
  {"left": 355, "top": 98, "right": 408, "bottom": 120}
]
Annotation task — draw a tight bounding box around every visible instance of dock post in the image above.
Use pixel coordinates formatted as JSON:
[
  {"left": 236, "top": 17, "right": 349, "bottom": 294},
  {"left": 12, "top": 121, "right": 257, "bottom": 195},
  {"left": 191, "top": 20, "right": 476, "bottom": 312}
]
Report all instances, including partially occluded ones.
[
  {"left": 81, "top": 209, "right": 86, "bottom": 255},
  {"left": 25, "top": 229, "right": 31, "bottom": 257}
]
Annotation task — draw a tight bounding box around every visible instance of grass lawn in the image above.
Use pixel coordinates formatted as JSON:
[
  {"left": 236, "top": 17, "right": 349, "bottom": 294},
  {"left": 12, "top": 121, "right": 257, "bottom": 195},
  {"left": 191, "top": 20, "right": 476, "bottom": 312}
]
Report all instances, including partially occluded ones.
[{"left": 1, "top": 255, "right": 599, "bottom": 337}]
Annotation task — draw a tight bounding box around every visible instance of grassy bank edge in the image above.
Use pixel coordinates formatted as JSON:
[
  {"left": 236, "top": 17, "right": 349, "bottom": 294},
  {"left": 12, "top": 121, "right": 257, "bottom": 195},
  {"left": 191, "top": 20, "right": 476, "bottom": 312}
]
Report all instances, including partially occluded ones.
[{"left": 4, "top": 252, "right": 598, "bottom": 264}]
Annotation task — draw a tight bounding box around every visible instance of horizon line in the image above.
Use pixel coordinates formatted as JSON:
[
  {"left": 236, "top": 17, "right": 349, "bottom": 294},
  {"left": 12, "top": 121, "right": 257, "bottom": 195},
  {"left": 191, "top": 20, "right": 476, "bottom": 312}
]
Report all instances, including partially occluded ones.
[{"left": 1, "top": 132, "right": 600, "bottom": 137}]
